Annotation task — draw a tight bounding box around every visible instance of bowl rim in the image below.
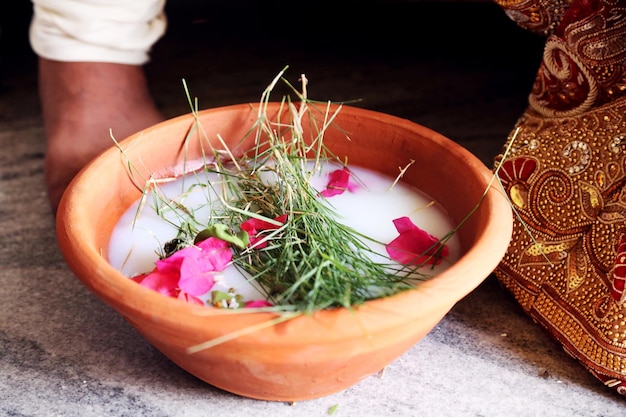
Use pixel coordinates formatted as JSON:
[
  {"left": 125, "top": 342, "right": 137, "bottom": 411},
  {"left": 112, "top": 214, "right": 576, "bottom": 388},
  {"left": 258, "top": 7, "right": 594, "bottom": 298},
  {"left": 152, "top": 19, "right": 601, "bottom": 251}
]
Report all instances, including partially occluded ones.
[{"left": 56, "top": 102, "right": 513, "bottom": 342}]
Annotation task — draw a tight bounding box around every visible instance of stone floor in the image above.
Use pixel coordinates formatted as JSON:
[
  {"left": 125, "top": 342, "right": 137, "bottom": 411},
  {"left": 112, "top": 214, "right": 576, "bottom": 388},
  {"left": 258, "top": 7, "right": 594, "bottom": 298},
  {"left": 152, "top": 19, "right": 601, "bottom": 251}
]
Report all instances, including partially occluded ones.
[{"left": 1, "top": 1, "right": 625, "bottom": 416}]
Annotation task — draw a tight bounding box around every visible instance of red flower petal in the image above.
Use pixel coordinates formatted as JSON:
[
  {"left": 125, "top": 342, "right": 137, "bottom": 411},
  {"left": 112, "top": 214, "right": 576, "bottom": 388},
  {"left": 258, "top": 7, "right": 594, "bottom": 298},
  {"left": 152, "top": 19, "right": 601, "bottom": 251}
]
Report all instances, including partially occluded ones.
[
  {"left": 134, "top": 237, "right": 233, "bottom": 301},
  {"left": 320, "top": 168, "right": 357, "bottom": 197},
  {"left": 133, "top": 269, "right": 179, "bottom": 297},
  {"left": 241, "top": 214, "right": 287, "bottom": 234},
  {"left": 178, "top": 238, "right": 232, "bottom": 295},
  {"left": 385, "top": 216, "right": 449, "bottom": 265},
  {"left": 241, "top": 214, "right": 287, "bottom": 249},
  {"left": 195, "top": 237, "right": 233, "bottom": 270},
  {"left": 154, "top": 251, "right": 185, "bottom": 274},
  {"left": 245, "top": 299, "right": 273, "bottom": 308},
  {"left": 177, "top": 291, "right": 205, "bottom": 305}
]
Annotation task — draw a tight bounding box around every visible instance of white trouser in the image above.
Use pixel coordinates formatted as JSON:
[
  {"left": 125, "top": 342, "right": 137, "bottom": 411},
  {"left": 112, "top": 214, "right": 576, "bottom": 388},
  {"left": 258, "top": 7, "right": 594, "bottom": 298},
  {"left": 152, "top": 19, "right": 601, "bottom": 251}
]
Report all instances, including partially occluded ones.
[{"left": 29, "top": 0, "right": 167, "bottom": 65}]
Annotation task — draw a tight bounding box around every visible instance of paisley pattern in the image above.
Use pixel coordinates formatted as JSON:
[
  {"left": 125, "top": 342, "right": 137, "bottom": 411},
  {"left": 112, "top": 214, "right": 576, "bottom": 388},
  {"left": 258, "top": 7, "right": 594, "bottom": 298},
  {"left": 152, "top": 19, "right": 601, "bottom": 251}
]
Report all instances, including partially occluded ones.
[
  {"left": 495, "top": 0, "right": 626, "bottom": 395},
  {"left": 493, "top": 0, "right": 574, "bottom": 35}
]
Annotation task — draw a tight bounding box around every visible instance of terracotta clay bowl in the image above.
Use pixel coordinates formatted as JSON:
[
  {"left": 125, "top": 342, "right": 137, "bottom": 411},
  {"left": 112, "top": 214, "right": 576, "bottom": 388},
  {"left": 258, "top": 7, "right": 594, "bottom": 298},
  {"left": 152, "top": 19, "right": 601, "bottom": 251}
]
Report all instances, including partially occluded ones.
[{"left": 56, "top": 102, "right": 512, "bottom": 402}]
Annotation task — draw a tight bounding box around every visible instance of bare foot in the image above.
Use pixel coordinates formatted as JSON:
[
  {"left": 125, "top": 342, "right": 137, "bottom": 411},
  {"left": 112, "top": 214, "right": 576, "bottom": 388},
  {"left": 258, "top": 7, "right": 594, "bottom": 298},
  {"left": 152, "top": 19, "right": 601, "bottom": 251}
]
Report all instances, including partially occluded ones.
[{"left": 38, "top": 58, "right": 164, "bottom": 213}]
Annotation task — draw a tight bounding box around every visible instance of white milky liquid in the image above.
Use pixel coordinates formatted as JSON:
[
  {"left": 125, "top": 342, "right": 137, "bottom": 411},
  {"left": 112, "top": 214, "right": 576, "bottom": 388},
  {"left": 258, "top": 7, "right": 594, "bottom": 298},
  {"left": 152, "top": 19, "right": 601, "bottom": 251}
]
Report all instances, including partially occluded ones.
[{"left": 108, "top": 163, "right": 461, "bottom": 303}]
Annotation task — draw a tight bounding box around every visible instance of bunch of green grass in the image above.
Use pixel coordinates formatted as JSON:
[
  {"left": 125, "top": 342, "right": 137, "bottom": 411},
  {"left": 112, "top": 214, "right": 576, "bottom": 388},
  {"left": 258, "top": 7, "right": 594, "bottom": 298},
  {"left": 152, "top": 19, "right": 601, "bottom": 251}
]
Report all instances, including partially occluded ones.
[{"left": 142, "top": 68, "right": 447, "bottom": 314}]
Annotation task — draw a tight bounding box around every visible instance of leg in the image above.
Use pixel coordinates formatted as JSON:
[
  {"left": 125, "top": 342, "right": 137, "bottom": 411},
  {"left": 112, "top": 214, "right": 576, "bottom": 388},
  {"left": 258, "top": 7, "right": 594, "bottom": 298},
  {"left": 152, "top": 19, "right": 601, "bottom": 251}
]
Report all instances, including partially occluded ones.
[
  {"left": 29, "top": 0, "right": 167, "bottom": 212},
  {"left": 40, "top": 58, "right": 163, "bottom": 212}
]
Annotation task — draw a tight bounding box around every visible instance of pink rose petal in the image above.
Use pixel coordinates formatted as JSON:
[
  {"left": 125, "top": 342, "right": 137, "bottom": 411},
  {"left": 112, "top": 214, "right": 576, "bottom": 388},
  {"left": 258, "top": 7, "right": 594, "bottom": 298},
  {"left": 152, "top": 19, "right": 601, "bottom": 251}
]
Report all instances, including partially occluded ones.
[
  {"left": 133, "top": 269, "right": 179, "bottom": 297},
  {"left": 245, "top": 299, "right": 274, "bottom": 308},
  {"left": 241, "top": 214, "right": 287, "bottom": 249},
  {"left": 178, "top": 238, "right": 232, "bottom": 295},
  {"left": 133, "top": 236, "right": 233, "bottom": 304},
  {"left": 386, "top": 216, "right": 449, "bottom": 265},
  {"left": 177, "top": 291, "right": 205, "bottom": 305},
  {"left": 320, "top": 167, "right": 354, "bottom": 197}
]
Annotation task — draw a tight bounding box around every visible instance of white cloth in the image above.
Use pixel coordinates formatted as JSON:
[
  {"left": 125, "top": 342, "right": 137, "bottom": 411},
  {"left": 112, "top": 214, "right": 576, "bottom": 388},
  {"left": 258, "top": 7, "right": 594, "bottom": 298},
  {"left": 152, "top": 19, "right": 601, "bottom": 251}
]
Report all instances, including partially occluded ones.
[{"left": 29, "top": 0, "right": 167, "bottom": 65}]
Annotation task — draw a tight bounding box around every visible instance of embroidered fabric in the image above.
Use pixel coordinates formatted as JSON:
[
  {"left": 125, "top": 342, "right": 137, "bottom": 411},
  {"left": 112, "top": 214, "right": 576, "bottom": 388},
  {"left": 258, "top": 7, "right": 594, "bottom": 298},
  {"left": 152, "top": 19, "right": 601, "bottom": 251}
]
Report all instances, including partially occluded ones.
[
  {"left": 494, "top": 0, "right": 573, "bottom": 35},
  {"left": 495, "top": 0, "right": 626, "bottom": 395}
]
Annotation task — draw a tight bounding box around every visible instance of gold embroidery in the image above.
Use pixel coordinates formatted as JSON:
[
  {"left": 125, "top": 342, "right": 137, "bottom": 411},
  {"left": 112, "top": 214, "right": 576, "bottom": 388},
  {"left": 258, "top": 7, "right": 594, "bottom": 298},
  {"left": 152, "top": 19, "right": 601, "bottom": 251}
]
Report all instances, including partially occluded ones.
[{"left": 495, "top": 0, "right": 626, "bottom": 394}]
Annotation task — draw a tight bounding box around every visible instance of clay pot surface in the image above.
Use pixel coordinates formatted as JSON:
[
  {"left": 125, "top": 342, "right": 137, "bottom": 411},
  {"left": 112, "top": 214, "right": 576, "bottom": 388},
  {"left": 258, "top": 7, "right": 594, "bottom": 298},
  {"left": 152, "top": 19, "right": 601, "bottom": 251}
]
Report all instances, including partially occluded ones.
[{"left": 56, "top": 103, "right": 512, "bottom": 401}]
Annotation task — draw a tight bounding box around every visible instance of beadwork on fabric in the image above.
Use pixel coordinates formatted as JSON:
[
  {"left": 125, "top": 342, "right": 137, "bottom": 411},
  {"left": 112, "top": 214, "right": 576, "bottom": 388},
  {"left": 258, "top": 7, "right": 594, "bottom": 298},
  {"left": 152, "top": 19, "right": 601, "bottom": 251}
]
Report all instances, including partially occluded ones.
[{"left": 494, "top": 0, "right": 626, "bottom": 395}]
